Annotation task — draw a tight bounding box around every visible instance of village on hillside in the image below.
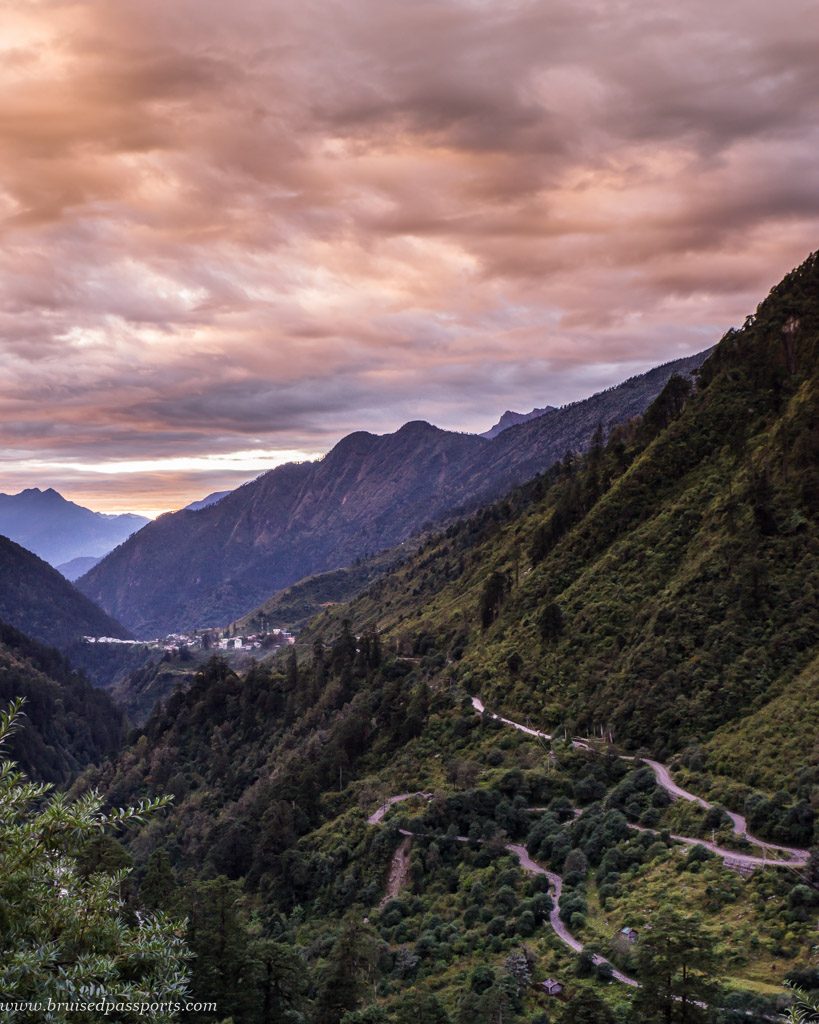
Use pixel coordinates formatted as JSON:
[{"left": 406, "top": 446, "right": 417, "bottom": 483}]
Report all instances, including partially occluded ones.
[{"left": 82, "top": 626, "right": 296, "bottom": 653}]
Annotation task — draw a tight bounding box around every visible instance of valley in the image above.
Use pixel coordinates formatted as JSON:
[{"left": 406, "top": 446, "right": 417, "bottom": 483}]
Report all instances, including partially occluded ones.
[
  {"left": 2, "top": 1, "right": 818, "bottom": 1018},
  {"left": 0, "top": 254, "right": 817, "bottom": 1023}
]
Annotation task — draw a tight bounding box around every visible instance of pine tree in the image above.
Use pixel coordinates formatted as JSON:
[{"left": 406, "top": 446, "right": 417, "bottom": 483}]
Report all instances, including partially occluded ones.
[
  {"left": 633, "top": 905, "right": 721, "bottom": 1023},
  {"left": 313, "top": 915, "right": 382, "bottom": 1024},
  {"left": 141, "top": 848, "right": 177, "bottom": 911}
]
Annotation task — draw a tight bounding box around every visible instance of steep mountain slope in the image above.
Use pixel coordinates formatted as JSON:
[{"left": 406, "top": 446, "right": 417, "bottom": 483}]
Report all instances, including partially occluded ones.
[
  {"left": 450, "top": 350, "right": 710, "bottom": 511},
  {"left": 230, "top": 548, "right": 404, "bottom": 636},
  {"left": 0, "top": 487, "right": 148, "bottom": 566},
  {"left": 0, "top": 621, "right": 125, "bottom": 784},
  {"left": 307, "top": 252, "right": 818, "bottom": 783},
  {"left": 78, "top": 352, "right": 707, "bottom": 636},
  {"left": 78, "top": 424, "right": 483, "bottom": 636},
  {"left": 81, "top": 255, "right": 818, "bottom": 1024},
  {"left": 0, "top": 534, "right": 130, "bottom": 648},
  {"left": 481, "top": 405, "right": 555, "bottom": 438}
]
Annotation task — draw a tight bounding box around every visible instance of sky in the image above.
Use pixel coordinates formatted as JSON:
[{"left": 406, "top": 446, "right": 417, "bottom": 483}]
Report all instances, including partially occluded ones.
[{"left": 0, "top": 0, "right": 817, "bottom": 517}]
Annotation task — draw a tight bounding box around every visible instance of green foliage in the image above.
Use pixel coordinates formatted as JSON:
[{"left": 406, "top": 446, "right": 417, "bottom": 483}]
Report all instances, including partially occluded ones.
[
  {"left": 781, "top": 984, "right": 819, "bottom": 1024},
  {"left": 0, "top": 621, "right": 125, "bottom": 783},
  {"left": 480, "top": 572, "right": 510, "bottom": 630},
  {"left": 0, "top": 699, "right": 189, "bottom": 1020},
  {"left": 632, "top": 906, "right": 722, "bottom": 1022},
  {"left": 314, "top": 915, "right": 382, "bottom": 1024},
  {"left": 393, "top": 989, "right": 451, "bottom": 1024},
  {"left": 558, "top": 989, "right": 616, "bottom": 1024}
]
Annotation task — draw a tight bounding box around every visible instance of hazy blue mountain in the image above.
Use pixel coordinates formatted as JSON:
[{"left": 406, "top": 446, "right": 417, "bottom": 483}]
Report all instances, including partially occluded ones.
[
  {"left": 0, "top": 488, "right": 148, "bottom": 567},
  {"left": 57, "top": 555, "right": 102, "bottom": 581}
]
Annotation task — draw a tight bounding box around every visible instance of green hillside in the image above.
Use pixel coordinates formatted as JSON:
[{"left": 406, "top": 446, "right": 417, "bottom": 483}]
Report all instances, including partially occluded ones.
[
  {"left": 77, "top": 254, "right": 819, "bottom": 1023},
  {"left": 306, "top": 251, "right": 819, "bottom": 782},
  {"left": 230, "top": 549, "right": 405, "bottom": 635}
]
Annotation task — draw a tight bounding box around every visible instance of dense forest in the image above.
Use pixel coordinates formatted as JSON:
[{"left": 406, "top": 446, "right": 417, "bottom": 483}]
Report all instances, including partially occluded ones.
[
  {"left": 0, "top": 620, "right": 125, "bottom": 783},
  {"left": 0, "top": 533, "right": 130, "bottom": 649}
]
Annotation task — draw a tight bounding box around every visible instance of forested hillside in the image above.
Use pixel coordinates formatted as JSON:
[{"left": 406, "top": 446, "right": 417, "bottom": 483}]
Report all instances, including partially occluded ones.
[
  {"left": 309, "top": 251, "right": 819, "bottom": 782},
  {"left": 0, "top": 621, "right": 126, "bottom": 783},
  {"left": 0, "top": 533, "right": 131, "bottom": 648},
  {"left": 77, "top": 255, "right": 819, "bottom": 1023}
]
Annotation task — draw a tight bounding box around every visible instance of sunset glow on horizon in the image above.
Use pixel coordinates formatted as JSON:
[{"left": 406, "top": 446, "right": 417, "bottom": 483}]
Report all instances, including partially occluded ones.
[{"left": 1, "top": 0, "right": 817, "bottom": 515}]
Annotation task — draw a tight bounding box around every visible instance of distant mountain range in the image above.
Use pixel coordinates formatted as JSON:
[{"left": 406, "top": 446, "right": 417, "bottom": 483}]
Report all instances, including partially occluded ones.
[
  {"left": 0, "top": 534, "right": 130, "bottom": 649},
  {"left": 480, "top": 405, "right": 556, "bottom": 439},
  {"left": 0, "top": 488, "right": 148, "bottom": 569},
  {"left": 77, "top": 350, "right": 709, "bottom": 636},
  {"left": 57, "top": 555, "right": 103, "bottom": 581}
]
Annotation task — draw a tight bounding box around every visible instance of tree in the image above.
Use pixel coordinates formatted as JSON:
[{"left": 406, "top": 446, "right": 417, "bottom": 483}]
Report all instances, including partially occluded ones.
[
  {"left": 185, "top": 876, "right": 249, "bottom": 1018},
  {"left": 633, "top": 906, "right": 721, "bottom": 1023},
  {"left": 559, "top": 990, "right": 616, "bottom": 1024},
  {"left": 479, "top": 572, "right": 509, "bottom": 629},
  {"left": 394, "top": 989, "right": 451, "bottom": 1024},
  {"left": 538, "top": 603, "right": 564, "bottom": 644},
  {"left": 640, "top": 374, "right": 692, "bottom": 438},
  {"left": 313, "top": 915, "right": 382, "bottom": 1024},
  {"left": 0, "top": 699, "right": 190, "bottom": 1019},
  {"left": 286, "top": 648, "right": 299, "bottom": 693},
  {"left": 504, "top": 948, "right": 534, "bottom": 994},
  {"left": 341, "top": 1008, "right": 389, "bottom": 1024},
  {"left": 245, "top": 938, "right": 306, "bottom": 1023},
  {"left": 141, "top": 848, "right": 177, "bottom": 911}
]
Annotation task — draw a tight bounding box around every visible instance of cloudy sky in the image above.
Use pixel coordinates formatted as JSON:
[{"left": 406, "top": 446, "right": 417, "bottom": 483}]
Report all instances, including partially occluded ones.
[{"left": 0, "top": 0, "right": 817, "bottom": 515}]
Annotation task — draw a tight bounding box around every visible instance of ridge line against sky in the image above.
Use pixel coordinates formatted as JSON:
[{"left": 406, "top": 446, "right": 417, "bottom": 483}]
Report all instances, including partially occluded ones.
[{"left": 1, "top": 0, "right": 817, "bottom": 516}]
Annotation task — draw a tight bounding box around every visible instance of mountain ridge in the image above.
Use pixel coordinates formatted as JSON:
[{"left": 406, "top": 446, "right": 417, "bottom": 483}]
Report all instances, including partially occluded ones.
[
  {"left": 0, "top": 534, "right": 131, "bottom": 649},
  {"left": 0, "top": 487, "right": 148, "bottom": 567},
  {"left": 481, "top": 405, "right": 556, "bottom": 439},
  {"left": 77, "top": 350, "right": 710, "bottom": 636}
]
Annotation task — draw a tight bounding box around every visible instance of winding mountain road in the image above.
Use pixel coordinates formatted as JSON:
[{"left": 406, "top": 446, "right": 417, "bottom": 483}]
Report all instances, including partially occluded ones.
[
  {"left": 367, "top": 792, "right": 433, "bottom": 825},
  {"left": 365, "top": 706, "right": 800, "bottom": 1007},
  {"left": 471, "top": 696, "right": 809, "bottom": 867},
  {"left": 368, "top": 793, "right": 640, "bottom": 987}
]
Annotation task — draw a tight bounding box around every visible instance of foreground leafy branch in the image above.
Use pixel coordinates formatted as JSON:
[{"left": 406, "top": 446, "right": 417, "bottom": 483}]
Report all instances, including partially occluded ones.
[
  {"left": 781, "top": 984, "right": 819, "bottom": 1024},
  {"left": 0, "top": 699, "right": 191, "bottom": 1022}
]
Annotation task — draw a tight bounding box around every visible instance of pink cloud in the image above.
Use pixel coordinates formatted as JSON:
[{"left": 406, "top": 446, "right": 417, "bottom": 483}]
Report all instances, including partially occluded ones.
[{"left": 0, "top": 0, "right": 816, "bottom": 512}]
